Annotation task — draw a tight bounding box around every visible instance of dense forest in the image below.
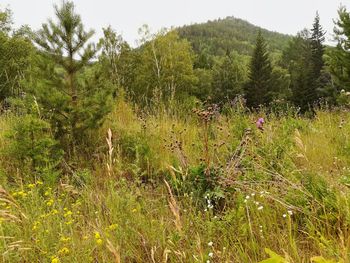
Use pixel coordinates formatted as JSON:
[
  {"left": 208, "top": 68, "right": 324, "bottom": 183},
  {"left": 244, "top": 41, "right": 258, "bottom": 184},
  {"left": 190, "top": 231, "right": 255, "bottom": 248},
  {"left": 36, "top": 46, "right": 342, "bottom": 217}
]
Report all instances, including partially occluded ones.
[{"left": 1, "top": 1, "right": 350, "bottom": 262}]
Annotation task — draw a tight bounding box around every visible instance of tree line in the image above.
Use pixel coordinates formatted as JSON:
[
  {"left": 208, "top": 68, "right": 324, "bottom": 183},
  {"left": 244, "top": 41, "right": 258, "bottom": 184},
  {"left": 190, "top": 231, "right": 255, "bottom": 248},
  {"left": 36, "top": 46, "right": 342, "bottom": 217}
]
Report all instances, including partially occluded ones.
[{"left": 0, "top": 1, "right": 350, "bottom": 163}]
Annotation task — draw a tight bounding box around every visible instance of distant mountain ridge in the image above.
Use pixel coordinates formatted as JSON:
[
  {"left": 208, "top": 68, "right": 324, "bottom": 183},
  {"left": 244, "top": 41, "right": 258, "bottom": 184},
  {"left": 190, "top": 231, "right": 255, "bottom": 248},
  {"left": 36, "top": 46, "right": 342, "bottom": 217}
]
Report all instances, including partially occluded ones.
[{"left": 177, "top": 16, "right": 292, "bottom": 57}]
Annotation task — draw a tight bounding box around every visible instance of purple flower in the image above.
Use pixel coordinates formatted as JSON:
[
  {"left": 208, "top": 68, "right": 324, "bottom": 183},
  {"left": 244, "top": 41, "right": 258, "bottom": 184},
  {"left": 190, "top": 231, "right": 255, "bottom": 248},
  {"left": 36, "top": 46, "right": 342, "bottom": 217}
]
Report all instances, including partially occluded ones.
[{"left": 256, "top": 118, "right": 265, "bottom": 130}]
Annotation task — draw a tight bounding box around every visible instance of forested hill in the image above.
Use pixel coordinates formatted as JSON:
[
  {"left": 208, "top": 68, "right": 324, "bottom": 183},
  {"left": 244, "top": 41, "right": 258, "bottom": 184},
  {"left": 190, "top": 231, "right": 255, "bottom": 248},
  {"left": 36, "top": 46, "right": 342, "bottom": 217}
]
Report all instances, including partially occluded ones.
[{"left": 177, "top": 16, "right": 292, "bottom": 56}]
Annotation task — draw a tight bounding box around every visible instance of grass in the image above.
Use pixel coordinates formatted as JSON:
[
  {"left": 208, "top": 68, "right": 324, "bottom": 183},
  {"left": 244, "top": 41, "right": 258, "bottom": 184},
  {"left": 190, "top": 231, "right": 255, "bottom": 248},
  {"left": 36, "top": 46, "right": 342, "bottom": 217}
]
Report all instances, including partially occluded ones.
[{"left": 0, "top": 99, "right": 349, "bottom": 262}]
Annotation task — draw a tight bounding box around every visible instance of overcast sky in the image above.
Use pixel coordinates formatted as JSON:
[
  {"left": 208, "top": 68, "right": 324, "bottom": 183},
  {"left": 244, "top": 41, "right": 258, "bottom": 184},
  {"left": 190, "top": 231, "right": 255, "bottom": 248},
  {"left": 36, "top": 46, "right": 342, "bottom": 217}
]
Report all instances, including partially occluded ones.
[{"left": 1, "top": 0, "right": 347, "bottom": 45}]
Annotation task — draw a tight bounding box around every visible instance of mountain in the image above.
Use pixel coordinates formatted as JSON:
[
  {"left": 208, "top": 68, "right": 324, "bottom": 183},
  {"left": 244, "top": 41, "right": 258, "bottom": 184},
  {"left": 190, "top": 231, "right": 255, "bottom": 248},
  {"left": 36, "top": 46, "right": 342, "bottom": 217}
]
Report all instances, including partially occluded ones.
[{"left": 177, "top": 16, "right": 292, "bottom": 57}]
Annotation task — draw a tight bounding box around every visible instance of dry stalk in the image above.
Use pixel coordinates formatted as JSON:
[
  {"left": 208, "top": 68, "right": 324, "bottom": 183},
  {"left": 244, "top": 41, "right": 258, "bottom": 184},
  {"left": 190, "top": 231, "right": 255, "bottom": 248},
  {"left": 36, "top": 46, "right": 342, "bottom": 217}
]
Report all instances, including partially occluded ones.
[
  {"left": 163, "top": 179, "right": 182, "bottom": 233},
  {"left": 106, "top": 238, "right": 121, "bottom": 263},
  {"left": 106, "top": 128, "right": 114, "bottom": 176},
  {"left": 294, "top": 129, "right": 308, "bottom": 162},
  {"left": 225, "top": 128, "right": 252, "bottom": 176}
]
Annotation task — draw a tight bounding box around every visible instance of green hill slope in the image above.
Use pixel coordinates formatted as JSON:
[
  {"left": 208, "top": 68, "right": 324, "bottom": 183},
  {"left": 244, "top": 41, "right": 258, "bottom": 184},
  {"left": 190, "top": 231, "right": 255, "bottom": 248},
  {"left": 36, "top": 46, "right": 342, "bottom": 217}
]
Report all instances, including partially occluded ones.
[{"left": 177, "top": 16, "right": 292, "bottom": 57}]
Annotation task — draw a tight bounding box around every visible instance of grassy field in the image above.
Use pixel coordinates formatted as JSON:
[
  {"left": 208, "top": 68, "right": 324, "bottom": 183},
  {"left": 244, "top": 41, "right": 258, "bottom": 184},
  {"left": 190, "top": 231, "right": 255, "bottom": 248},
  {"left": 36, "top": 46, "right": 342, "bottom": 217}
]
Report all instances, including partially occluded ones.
[{"left": 0, "top": 99, "right": 349, "bottom": 262}]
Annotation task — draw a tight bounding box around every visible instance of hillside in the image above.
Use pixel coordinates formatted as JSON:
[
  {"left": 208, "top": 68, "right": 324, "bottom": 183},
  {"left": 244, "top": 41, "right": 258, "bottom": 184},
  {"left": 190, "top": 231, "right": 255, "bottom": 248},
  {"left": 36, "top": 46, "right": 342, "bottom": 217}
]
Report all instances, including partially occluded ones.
[{"left": 177, "top": 16, "right": 292, "bottom": 56}]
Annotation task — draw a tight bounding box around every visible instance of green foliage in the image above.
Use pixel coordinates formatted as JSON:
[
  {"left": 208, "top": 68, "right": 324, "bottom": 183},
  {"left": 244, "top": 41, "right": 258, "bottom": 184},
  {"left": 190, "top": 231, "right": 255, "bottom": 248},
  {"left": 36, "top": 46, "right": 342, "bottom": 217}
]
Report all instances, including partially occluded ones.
[
  {"left": 5, "top": 113, "right": 62, "bottom": 183},
  {"left": 29, "top": 1, "right": 114, "bottom": 152},
  {"left": 258, "top": 248, "right": 288, "bottom": 263},
  {"left": 0, "top": 8, "right": 33, "bottom": 103},
  {"left": 211, "top": 51, "right": 248, "bottom": 103},
  {"left": 327, "top": 7, "right": 350, "bottom": 91},
  {"left": 131, "top": 27, "right": 197, "bottom": 104},
  {"left": 178, "top": 16, "right": 291, "bottom": 57},
  {"left": 244, "top": 30, "right": 275, "bottom": 108}
]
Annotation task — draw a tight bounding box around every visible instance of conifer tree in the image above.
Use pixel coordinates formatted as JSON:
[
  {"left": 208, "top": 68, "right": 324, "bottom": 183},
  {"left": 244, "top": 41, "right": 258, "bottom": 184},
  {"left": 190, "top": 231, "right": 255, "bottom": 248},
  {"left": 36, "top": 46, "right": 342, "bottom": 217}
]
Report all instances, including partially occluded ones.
[
  {"left": 30, "top": 1, "right": 113, "bottom": 154},
  {"left": 308, "top": 12, "right": 326, "bottom": 103},
  {"left": 244, "top": 30, "right": 273, "bottom": 108},
  {"left": 328, "top": 6, "right": 350, "bottom": 91}
]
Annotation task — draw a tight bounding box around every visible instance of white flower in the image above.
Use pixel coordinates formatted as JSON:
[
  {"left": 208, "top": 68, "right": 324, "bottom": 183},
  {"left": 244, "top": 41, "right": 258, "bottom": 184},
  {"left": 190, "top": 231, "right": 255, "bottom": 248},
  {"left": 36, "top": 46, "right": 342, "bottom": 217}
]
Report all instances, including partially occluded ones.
[
  {"left": 258, "top": 206, "right": 264, "bottom": 210},
  {"left": 287, "top": 210, "right": 293, "bottom": 215},
  {"left": 206, "top": 261, "right": 210, "bottom": 263},
  {"left": 208, "top": 241, "right": 213, "bottom": 246},
  {"left": 245, "top": 195, "right": 250, "bottom": 200},
  {"left": 251, "top": 193, "right": 255, "bottom": 197},
  {"left": 283, "top": 214, "right": 287, "bottom": 218},
  {"left": 208, "top": 252, "right": 214, "bottom": 257}
]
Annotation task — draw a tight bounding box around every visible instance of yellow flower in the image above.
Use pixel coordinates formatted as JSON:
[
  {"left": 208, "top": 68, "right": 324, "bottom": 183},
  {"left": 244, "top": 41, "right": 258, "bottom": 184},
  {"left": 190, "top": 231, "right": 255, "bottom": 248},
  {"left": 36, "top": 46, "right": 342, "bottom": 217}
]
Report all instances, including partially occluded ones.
[
  {"left": 51, "top": 256, "right": 60, "bottom": 263},
  {"left": 94, "top": 232, "right": 101, "bottom": 239},
  {"left": 36, "top": 180, "right": 43, "bottom": 185},
  {"left": 63, "top": 211, "right": 72, "bottom": 218},
  {"left": 132, "top": 208, "right": 137, "bottom": 213},
  {"left": 107, "top": 224, "right": 118, "bottom": 231},
  {"left": 58, "top": 247, "right": 70, "bottom": 255},
  {"left": 51, "top": 209, "right": 59, "bottom": 215},
  {"left": 59, "top": 236, "right": 71, "bottom": 242},
  {"left": 96, "top": 238, "right": 103, "bottom": 246},
  {"left": 27, "top": 183, "right": 35, "bottom": 189},
  {"left": 65, "top": 220, "right": 73, "bottom": 225},
  {"left": 17, "top": 191, "right": 27, "bottom": 198},
  {"left": 32, "top": 221, "right": 40, "bottom": 231},
  {"left": 46, "top": 199, "right": 54, "bottom": 207}
]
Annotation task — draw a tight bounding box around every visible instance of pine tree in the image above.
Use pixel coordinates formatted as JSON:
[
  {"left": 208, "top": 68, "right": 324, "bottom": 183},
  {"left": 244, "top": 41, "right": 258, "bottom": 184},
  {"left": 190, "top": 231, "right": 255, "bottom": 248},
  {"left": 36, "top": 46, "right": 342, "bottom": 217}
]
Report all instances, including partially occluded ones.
[
  {"left": 244, "top": 30, "right": 273, "bottom": 108},
  {"left": 30, "top": 1, "right": 114, "bottom": 154},
  {"left": 308, "top": 12, "right": 326, "bottom": 103},
  {"left": 328, "top": 6, "right": 350, "bottom": 91},
  {"left": 283, "top": 30, "right": 313, "bottom": 112}
]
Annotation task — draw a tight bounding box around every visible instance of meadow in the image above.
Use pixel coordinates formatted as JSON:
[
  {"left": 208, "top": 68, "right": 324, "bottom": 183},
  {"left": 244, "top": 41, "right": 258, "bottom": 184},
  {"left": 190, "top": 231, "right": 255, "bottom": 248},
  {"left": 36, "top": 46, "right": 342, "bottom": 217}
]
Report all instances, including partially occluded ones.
[{"left": 0, "top": 97, "right": 349, "bottom": 263}]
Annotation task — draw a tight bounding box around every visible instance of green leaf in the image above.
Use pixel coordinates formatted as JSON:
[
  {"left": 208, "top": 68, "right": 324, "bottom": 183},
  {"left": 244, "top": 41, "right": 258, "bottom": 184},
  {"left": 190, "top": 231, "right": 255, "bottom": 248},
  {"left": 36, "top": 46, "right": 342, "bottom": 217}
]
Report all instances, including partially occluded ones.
[{"left": 258, "top": 248, "right": 288, "bottom": 263}]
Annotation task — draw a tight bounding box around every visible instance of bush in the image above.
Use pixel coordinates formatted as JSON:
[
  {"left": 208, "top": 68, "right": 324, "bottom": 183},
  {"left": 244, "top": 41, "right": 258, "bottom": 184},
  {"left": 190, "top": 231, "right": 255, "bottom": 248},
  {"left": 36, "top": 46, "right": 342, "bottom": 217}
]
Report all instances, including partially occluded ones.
[{"left": 4, "top": 114, "right": 63, "bottom": 183}]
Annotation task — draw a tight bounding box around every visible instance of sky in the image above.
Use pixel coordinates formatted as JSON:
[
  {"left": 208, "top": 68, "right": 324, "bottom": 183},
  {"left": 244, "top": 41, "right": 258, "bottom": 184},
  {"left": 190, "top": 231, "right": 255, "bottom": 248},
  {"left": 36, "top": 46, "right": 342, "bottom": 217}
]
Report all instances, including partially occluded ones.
[{"left": 1, "top": 0, "right": 347, "bottom": 46}]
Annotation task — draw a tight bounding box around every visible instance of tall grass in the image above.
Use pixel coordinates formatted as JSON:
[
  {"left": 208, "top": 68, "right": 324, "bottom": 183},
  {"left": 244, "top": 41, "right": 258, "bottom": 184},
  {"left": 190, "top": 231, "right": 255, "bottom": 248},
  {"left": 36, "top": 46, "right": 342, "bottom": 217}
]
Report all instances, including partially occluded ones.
[{"left": 0, "top": 99, "right": 349, "bottom": 262}]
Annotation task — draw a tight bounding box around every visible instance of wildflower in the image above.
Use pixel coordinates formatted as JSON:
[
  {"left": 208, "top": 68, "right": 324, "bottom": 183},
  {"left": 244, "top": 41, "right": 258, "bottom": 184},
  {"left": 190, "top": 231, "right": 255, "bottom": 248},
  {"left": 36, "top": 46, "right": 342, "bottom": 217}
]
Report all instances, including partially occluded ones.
[
  {"left": 32, "top": 221, "right": 40, "bottom": 231},
  {"left": 63, "top": 211, "right": 72, "bottom": 218},
  {"left": 94, "top": 232, "right": 101, "bottom": 239},
  {"left": 65, "top": 220, "right": 73, "bottom": 225},
  {"left": 208, "top": 241, "right": 213, "bottom": 246},
  {"left": 46, "top": 199, "right": 54, "bottom": 207},
  {"left": 51, "top": 256, "right": 60, "bottom": 263},
  {"left": 108, "top": 224, "right": 118, "bottom": 231},
  {"left": 36, "top": 180, "right": 43, "bottom": 185},
  {"left": 27, "top": 183, "right": 35, "bottom": 189},
  {"left": 58, "top": 247, "right": 70, "bottom": 255},
  {"left": 251, "top": 193, "right": 255, "bottom": 197},
  {"left": 257, "top": 206, "right": 264, "bottom": 210},
  {"left": 132, "top": 208, "right": 137, "bottom": 213},
  {"left": 59, "top": 236, "right": 71, "bottom": 242},
  {"left": 256, "top": 117, "right": 265, "bottom": 131},
  {"left": 96, "top": 238, "right": 103, "bottom": 246},
  {"left": 287, "top": 210, "right": 293, "bottom": 215},
  {"left": 208, "top": 252, "right": 214, "bottom": 257},
  {"left": 17, "top": 191, "right": 27, "bottom": 198},
  {"left": 245, "top": 195, "right": 250, "bottom": 200},
  {"left": 282, "top": 214, "right": 287, "bottom": 218},
  {"left": 51, "top": 209, "right": 59, "bottom": 215}
]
